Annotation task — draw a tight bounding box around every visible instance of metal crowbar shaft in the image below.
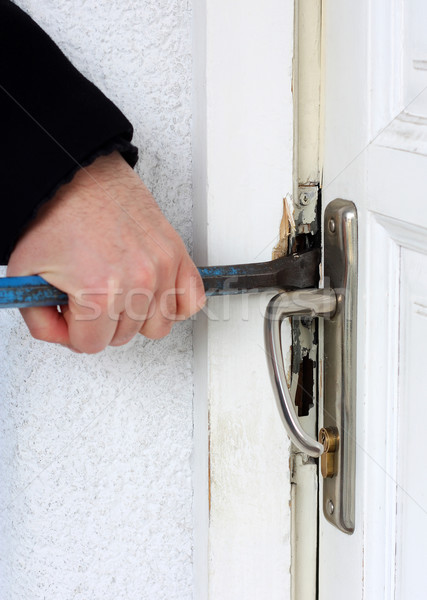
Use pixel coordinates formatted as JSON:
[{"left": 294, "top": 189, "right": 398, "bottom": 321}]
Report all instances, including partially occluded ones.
[{"left": 0, "top": 248, "right": 320, "bottom": 308}]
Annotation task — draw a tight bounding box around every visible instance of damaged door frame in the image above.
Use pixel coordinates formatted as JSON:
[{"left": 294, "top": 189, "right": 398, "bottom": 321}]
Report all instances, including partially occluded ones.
[{"left": 290, "top": 1, "right": 323, "bottom": 599}]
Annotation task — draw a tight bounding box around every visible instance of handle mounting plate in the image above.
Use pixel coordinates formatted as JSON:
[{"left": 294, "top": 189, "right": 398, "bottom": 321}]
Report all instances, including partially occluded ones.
[{"left": 322, "top": 199, "right": 358, "bottom": 534}]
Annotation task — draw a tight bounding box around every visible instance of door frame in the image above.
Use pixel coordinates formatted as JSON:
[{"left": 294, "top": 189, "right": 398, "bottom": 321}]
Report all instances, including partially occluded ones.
[{"left": 192, "top": 1, "right": 296, "bottom": 598}]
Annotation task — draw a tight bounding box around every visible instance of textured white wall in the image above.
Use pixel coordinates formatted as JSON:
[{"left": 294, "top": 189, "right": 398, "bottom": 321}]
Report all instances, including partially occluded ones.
[{"left": 0, "top": 1, "right": 194, "bottom": 599}]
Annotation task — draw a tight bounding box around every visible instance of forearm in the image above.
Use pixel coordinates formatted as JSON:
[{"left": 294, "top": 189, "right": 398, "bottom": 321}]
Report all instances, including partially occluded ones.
[{"left": 0, "top": 0, "right": 138, "bottom": 263}]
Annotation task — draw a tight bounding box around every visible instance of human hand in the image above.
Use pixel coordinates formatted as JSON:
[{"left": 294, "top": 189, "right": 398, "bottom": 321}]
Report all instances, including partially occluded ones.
[{"left": 7, "top": 151, "right": 206, "bottom": 353}]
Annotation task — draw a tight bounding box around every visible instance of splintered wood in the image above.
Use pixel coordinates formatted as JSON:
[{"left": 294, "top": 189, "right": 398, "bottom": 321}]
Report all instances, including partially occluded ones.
[{"left": 272, "top": 196, "right": 295, "bottom": 259}]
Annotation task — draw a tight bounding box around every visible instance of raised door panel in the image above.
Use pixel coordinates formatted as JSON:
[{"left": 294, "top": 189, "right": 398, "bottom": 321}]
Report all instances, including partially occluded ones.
[{"left": 395, "top": 249, "right": 427, "bottom": 599}]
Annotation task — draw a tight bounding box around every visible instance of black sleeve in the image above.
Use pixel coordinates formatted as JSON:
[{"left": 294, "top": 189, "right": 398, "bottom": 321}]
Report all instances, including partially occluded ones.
[{"left": 0, "top": 0, "right": 139, "bottom": 264}]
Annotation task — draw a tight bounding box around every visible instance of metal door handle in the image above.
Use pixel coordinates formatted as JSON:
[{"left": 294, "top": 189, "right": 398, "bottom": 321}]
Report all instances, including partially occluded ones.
[
  {"left": 264, "top": 288, "right": 336, "bottom": 457},
  {"left": 264, "top": 199, "right": 358, "bottom": 534}
]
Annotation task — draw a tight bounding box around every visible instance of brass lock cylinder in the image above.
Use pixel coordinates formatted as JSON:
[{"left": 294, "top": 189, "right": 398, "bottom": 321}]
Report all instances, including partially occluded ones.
[{"left": 319, "top": 426, "right": 339, "bottom": 478}]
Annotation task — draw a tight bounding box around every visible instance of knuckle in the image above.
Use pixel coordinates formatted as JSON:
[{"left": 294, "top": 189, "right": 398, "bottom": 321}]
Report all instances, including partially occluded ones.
[
  {"left": 157, "top": 242, "right": 181, "bottom": 274},
  {"left": 135, "top": 261, "right": 157, "bottom": 291}
]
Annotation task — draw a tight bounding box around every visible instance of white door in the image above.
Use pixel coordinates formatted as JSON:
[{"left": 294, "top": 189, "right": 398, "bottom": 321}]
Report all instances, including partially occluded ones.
[{"left": 319, "top": 0, "right": 427, "bottom": 597}]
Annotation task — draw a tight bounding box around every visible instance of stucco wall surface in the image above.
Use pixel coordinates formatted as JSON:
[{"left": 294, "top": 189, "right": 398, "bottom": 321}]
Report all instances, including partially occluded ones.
[{"left": 0, "top": 1, "right": 194, "bottom": 598}]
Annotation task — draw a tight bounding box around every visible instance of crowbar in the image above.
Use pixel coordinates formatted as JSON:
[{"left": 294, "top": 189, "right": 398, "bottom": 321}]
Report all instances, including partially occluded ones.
[{"left": 0, "top": 248, "right": 319, "bottom": 308}]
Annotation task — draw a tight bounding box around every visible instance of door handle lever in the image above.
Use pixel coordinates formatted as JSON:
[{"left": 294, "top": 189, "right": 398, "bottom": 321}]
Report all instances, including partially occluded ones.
[
  {"left": 264, "top": 288, "right": 337, "bottom": 457},
  {"left": 264, "top": 199, "right": 358, "bottom": 534}
]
